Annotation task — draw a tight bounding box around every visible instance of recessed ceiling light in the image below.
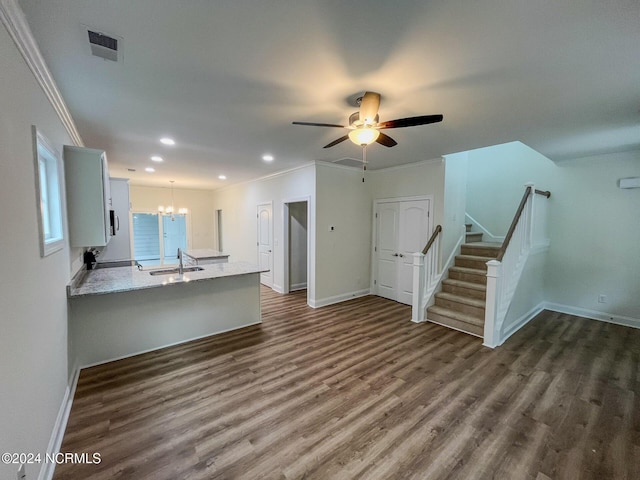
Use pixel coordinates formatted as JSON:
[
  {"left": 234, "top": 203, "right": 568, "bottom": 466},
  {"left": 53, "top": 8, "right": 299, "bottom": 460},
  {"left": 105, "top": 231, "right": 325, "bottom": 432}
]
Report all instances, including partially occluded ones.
[
  {"left": 262, "top": 154, "right": 274, "bottom": 162},
  {"left": 160, "top": 137, "right": 175, "bottom": 146},
  {"left": 151, "top": 156, "right": 163, "bottom": 162},
  {"left": 218, "top": 175, "right": 227, "bottom": 180},
  {"left": 145, "top": 167, "right": 155, "bottom": 173}
]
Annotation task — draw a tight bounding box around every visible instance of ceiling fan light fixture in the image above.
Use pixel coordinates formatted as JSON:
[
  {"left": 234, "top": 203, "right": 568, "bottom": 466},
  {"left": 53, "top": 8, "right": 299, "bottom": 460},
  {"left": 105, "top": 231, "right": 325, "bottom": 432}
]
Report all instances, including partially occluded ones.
[{"left": 348, "top": 128, "right": 380, "bottom": 146}]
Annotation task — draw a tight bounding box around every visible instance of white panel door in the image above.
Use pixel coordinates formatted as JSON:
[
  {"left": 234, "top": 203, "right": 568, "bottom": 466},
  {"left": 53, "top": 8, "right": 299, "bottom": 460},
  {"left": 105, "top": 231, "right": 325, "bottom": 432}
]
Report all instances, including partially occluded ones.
[
  {"left": 257, "top": 203, "right": 273, "bottom": 287},
  {"left": 374, "top": 199, "right": 430, "bottom": 305},
  {"left": 376, "top": 203, "right": 400, "bottom": 301},
  {"left": 397, "top": 200, "right": 431, "bottom": 305}
]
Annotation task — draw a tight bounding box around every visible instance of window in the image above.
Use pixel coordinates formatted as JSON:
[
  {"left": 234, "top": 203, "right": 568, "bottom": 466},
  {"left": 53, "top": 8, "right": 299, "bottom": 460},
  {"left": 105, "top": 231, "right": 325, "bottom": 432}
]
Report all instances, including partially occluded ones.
[{"left": 32, "top": 126, "right": 64, "bottom": 256}]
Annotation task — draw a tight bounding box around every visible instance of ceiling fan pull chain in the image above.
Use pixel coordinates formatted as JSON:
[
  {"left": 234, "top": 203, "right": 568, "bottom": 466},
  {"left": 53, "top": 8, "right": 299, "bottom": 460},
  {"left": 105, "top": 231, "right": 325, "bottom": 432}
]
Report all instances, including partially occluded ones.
[{"left": 362, "top": 145, "right": 367, "bottom": 183}]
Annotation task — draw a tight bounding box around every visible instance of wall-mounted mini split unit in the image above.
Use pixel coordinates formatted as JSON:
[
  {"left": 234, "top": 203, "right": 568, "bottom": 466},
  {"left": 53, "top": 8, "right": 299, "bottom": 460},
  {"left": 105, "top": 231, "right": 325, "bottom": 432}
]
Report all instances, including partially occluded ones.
[
  {"left": 619, "top": 177, "right": 640, "bottom": 189},
  {"left": 85, "top": 26, "right": 123, "bottom": 62}
]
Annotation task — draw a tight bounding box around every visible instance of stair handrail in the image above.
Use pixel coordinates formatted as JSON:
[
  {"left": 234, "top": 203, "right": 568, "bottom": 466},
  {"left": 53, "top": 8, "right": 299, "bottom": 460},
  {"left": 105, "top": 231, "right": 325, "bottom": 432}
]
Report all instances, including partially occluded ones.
[
  {"left": 496, "top": 188, "right": 551, "bottom": 261},
  {"left": 411, "top": 225, "right": 443, "bottom": 323},
  {"left": 484, "top": 183, "right": 551, "bottom": 348},
  {"left": 496, "top": 186, "right": 532, "bottom": 261},
  {"left": 422, "top": 224, "right": 442, "bottom": 254}
]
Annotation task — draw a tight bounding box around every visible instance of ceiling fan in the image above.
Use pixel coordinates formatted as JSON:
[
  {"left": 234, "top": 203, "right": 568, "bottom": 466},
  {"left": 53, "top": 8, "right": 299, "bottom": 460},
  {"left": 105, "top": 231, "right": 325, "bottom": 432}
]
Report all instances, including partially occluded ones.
[{"left": 292, "top": 91, "right": 443, "bottom": 149}]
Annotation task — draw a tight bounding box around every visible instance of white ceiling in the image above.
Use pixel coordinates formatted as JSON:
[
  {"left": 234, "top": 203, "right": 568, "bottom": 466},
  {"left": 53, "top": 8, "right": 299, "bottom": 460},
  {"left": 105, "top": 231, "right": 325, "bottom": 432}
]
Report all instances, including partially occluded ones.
[{"left": 18, "top": 0, "right": 640, "bottom": 189}]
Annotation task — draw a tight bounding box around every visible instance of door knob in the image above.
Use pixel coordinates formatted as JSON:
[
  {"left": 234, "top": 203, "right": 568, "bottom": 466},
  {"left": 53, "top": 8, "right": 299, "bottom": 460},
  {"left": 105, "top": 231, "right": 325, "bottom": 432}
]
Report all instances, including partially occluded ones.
[
  {"left": 399, "top": 253, "right": 405, "bottom": 258},
  {"left": 392, "top": 253, "right": 399, "bottom": 257}
]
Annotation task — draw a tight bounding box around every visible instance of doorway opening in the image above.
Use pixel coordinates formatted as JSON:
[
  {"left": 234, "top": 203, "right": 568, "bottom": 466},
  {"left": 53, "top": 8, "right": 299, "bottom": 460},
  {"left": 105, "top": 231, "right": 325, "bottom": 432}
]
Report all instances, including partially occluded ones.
[
  {"left": 283, "top": 199, "right": 310, "bottom": 301},
  {"left": 132, "top": 212, "right": 189, "bottom": 267},
  {"left": 216, "top": 209, "right": 223, "bottom": 252},
  {"left": 257, "top": 202, "right": 273, "bottom": 287}
]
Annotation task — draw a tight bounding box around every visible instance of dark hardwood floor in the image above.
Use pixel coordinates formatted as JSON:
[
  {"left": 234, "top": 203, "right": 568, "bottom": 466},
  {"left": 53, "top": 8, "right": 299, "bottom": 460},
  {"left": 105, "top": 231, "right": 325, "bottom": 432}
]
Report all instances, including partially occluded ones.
[{"left": 54, "top": 287, "right": 640, "bottom": 479}]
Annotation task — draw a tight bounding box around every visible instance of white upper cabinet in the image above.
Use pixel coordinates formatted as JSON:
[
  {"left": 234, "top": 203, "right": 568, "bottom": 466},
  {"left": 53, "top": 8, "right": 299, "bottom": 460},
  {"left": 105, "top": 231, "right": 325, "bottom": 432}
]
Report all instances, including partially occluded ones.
[{"left": 63, "top": 145, "right": 111, "bottom": 247}]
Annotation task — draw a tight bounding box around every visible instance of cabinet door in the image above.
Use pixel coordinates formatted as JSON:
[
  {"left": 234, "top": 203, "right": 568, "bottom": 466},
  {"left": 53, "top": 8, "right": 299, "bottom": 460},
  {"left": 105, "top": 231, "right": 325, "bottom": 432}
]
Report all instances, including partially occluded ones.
[{"left": 64, "top": 146, "right": 111, "bottom": 247}]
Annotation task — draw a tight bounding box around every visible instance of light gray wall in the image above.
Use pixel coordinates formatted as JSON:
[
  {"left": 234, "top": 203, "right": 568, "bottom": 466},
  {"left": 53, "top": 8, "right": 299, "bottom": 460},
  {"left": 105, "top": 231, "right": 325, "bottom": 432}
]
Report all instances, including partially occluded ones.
[
  {"left": 314, "top": 163, "right": 372, "bottom": 303},
  {"left": 368, "top": 158, "right": 447, "bottom": 260},
  {"left": 289, "top": 201, "right": 308, "bottom": 289},
  {"left": 211, "top": 165, "right": 316, "bottom": 298},
  {"left": 442, "top": 152, "right": 468, "bottom": 262},
  {"left": 0, "top": 24, "right": 75, "bottom": 480},
  {"left": 545, "top": 150, "right": 640, "bottom": 321},
  {"left": 466, "top": 141, "right": 558, "bottom": 235}
]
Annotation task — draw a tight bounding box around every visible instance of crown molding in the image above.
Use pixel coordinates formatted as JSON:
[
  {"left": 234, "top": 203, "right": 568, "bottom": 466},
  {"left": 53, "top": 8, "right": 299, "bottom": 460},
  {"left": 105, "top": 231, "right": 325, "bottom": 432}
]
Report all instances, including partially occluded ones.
[{"left": 0, "top": 0, "right": 83, "bottom": 146}]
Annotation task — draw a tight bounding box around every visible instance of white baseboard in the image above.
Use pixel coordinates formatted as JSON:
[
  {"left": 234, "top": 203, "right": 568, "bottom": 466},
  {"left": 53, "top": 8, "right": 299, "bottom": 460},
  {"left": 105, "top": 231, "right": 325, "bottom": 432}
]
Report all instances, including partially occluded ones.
[
  {"left": 290, "top": 282, "right": 307, "bottom": 291},
  {"left": 493, "top": 302, "right": 546, "bottom": 348},
  {"left": 544, "top": 302, "right": 640, "bottom": 330},
  {"left": 309, "top": 289, "right": 370, "bottom": 308},
  {"left": 38, "top": 366, "right": 80, "bottom": 480},
  {"left": 272, "top": 283, "right": 284, "bottom": 294}
]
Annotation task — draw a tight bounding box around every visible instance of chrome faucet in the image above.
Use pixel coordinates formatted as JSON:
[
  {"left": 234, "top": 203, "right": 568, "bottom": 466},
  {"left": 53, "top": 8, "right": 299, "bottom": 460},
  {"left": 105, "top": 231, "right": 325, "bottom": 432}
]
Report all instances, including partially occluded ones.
[{"left": 177, "top": 248, "right": 184, "bottom": 275}]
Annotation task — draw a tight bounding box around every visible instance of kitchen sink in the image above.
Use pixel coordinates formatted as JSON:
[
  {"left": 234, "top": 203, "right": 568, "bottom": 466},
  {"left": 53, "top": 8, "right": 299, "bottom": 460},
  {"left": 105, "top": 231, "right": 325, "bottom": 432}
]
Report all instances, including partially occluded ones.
[{"left": 149, "top": 266, "right": 204, "bottom": 276}]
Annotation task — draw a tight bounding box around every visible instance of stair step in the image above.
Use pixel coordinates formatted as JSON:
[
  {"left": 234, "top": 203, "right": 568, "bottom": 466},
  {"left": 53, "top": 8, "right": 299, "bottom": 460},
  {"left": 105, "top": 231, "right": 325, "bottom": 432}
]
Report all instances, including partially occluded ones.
[
  {"left": 434, "top": 292, "right": 485, "bottom": 317},
  {"left": 455, "top": 254, "right": 492, "bottom": 270},
  {"left": 448, "top": 266, "right": 487, "bottom": 285},
  {"left": 461, "top": 242, "right": 501, "bottom": 258},
  {"left": 465, "top": 223, "right": 472, "bottom": 232},
  {"left": 442, "top": 279, "right": 486, "bottom": 300},
  {"left": 427, "top": 305, "right": 484, "bottom": 337},
  {"left": 466, "top": 232, "right": 483, "bottom": 243}
]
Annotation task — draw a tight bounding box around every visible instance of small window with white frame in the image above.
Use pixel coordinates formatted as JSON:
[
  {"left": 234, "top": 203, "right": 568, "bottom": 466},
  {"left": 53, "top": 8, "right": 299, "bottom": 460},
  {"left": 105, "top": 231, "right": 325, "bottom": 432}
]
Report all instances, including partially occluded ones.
[{"left": 32, "top": 126, "right": 64, "bottom": 256}]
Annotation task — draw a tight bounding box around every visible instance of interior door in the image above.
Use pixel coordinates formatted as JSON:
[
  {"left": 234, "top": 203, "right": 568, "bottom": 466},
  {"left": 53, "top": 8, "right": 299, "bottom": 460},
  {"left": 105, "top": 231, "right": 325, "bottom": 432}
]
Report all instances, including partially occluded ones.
[
  {"left": 397, "top": 200, "right": 431, "bottom": 305},
  {"left": 257, "top": 203, "right": 273, "bottom": 287},
  {"left": 376, "top": 203, "right": 400, "bottom": 301},
  {"left": 374, "top": 199, "right": 430, "bottom": 305}
]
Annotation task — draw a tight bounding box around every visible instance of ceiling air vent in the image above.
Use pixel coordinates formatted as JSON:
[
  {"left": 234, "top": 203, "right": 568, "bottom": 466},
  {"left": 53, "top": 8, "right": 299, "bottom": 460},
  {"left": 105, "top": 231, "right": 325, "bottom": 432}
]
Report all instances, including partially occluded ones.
[
  {"left": 87, "top": 29, "right": 122, "bottom": 62},
  {"left": 333, "top": 157, "right": 364, "bottom": 168}
]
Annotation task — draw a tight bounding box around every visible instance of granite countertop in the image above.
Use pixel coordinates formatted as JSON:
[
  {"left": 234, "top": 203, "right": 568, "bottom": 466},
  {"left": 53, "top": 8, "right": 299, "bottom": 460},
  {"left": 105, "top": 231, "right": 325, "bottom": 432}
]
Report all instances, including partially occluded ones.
[
  {"left": 184, "top": 249, "right": 229, "bottom": 259},
  {"left": 68, "top": 261, "right": 266, "bottom": 298}
]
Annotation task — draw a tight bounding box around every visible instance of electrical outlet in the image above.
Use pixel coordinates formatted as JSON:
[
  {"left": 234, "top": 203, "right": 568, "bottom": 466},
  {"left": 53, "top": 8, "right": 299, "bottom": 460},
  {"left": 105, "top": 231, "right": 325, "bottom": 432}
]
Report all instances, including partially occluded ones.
[
  {"left": 17, "top": 464, "right": 26, "bottom": 480},
  {"left": 598, "top": 294, "right": 608, "bottom": 304}
]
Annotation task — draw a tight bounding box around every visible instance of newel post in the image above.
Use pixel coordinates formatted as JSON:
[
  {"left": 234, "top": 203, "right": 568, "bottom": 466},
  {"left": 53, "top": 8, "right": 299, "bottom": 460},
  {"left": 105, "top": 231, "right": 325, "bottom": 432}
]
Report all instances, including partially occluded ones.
[
  {"left": 483, "top": 259, "right": 501, "bottom": 348},
  {"left": 412, "top": 252, "right": 426, "bottom": 323}
]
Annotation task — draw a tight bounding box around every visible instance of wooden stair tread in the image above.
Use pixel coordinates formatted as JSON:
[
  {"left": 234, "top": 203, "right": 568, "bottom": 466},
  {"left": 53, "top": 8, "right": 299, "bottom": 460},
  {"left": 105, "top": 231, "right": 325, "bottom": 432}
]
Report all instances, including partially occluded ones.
[
  {"left": 457, "top": 254, "right": 495, "bottom": 261},
  {"left": 435, "top": 292, "right": 485, "bottom": 308},
  {"left": 442, "top": 279, "right": 486, "bottom": 292},
  {"left": 463, "top": 242, "right": 501, "bottom": 248},
  {"left": 449, "top": 266, "right": 486, "bottom": 275},
  {"left": 427, "top": 305, "right": 485, "bottom": 327}
]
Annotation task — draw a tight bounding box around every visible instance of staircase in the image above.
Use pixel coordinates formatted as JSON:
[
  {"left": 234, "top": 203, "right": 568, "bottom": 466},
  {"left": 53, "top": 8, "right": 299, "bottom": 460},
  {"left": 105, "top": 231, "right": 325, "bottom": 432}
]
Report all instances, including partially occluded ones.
[{"left": 426, "top": 225, "right": 500, "bottom": 337}]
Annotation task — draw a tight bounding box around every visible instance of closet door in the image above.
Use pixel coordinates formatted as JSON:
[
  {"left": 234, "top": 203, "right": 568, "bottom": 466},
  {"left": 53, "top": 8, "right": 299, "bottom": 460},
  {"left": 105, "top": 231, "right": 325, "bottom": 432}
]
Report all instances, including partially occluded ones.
[
  {"left": 375, "top": 202, "right": 400, "bottom": 301},
  {"left": 374, "top": 199, "right": 431, "bottom": 305},
  {"left": 397, "top": 200, "right": 431, "bottom": 305}
]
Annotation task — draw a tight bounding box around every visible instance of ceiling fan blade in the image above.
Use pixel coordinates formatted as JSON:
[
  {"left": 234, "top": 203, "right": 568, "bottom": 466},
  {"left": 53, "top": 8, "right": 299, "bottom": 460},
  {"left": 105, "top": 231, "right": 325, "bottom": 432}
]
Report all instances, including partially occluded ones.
[
  {"left": 378, "top": 114, "right": 443, "bottom": 129},
  {"left": 292, "top": 121, "right": 346, "bottom": 128},
  {"left": 359, "top": 91, "right": 381, "bottom": 125},
  {"left": 376, "top": 132, "right": 398, "bottom": 147},
  {"left": 323, "top": 135, "right": 349, "bottom": 148}
]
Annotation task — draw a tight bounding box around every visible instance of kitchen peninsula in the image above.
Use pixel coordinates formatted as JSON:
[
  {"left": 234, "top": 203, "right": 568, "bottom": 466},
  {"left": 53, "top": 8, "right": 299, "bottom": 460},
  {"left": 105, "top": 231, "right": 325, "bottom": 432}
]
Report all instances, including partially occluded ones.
[{"left": 67, "top": 261, "right": 266, "bottom": 368}]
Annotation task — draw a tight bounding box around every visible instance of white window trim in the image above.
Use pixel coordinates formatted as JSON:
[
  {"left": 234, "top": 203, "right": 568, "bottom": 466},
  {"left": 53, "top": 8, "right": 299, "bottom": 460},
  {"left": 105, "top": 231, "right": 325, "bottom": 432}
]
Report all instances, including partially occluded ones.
[{"left": 32, "top": 126, "right": 64, "bottom": 257}]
